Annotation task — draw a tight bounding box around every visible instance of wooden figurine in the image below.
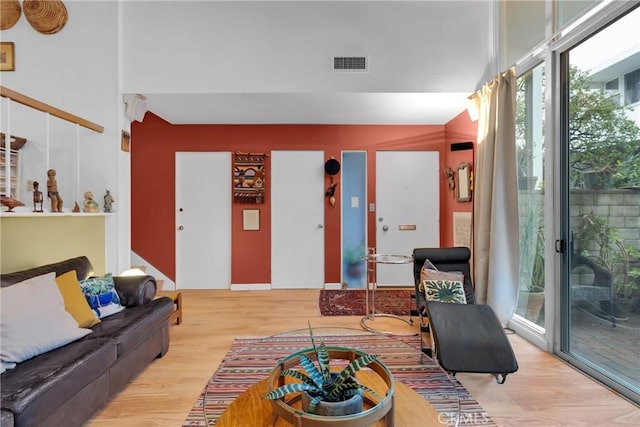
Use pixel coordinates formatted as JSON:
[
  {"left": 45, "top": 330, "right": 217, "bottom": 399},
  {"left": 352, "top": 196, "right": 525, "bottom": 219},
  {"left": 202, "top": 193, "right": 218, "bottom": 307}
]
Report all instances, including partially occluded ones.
[
  {"left": 32, "top": 181, "right": 43, "bottom": 212},
  {"left": 103, "top": 190, "right": 114, "bottom": 213},
  {"left": 83, "top": 191, "right": 99, "bottom": 213},
  {"left": 47, "top": 169, "right": 63, "bottom": 212}
]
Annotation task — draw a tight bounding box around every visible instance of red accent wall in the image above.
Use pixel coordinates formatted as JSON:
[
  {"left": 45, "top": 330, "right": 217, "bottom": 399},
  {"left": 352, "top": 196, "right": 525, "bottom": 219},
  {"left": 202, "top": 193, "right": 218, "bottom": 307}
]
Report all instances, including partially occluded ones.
[
  {"left": 442, "top": 110, "right": 477, "bottom": 247},
  {"left": 131, "top": 112, "right": 476, "bottom": 285}
]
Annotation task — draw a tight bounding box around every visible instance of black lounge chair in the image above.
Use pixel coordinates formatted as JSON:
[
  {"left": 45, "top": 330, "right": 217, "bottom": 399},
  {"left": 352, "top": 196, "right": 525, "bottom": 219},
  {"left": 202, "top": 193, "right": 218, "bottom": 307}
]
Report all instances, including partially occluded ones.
[{"left": 412, "top": 247, "right": 518, "bottom": 384}]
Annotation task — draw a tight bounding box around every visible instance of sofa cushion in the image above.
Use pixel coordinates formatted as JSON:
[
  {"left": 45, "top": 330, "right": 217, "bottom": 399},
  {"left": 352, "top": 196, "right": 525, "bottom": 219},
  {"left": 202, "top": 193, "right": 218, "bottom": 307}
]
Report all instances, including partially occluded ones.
[
  {"left": 87, "top": 297, "right": 174, "bottom": 357},
  {"left": 0, "top": 273, "right": 92, "bottom": 368},
  {"left": 0, "top": 338, "right": 116, "bottom": 427},
  {"left": 80, "top": 273, "right": 125, "bottom": 319},
  {"left": 55, "top": 270, "right": 101, "bottom": 328}
]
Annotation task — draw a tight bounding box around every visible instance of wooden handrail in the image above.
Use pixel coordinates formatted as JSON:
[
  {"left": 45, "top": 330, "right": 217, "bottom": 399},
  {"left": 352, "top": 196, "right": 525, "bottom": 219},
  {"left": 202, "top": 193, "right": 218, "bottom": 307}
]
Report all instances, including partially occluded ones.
[{"left": 0, "top": 86, "right": 104, "bottom": 133}]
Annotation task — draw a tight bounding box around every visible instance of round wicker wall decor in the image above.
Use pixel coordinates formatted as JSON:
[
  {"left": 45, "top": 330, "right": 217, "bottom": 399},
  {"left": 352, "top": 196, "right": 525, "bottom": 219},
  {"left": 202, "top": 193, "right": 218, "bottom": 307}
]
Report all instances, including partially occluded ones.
[
  {"left": 0, "top": 0, "right": 22, "bottom": 30},
  {"left": 23, "top": 0, "right": 68, "bottom": 35}
]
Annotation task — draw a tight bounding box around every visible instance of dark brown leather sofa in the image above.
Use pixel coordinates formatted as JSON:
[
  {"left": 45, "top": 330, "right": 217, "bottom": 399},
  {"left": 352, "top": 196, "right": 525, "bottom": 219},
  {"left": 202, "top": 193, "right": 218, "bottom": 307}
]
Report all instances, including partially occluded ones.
[{"left": 0, "top": 256, "right": 174, "bottom": 427}]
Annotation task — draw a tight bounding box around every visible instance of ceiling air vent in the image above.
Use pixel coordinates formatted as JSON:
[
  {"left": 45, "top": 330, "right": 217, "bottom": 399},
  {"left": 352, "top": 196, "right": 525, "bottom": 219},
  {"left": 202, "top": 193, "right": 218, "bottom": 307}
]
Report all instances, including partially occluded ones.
[{"left": 332, "top": 56, "right": 367, "bottom": 72}]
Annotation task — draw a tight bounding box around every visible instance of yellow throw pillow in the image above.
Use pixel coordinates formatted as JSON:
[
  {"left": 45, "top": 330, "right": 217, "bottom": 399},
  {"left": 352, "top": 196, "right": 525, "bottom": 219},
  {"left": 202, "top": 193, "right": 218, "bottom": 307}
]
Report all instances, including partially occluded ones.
[{"left": 55, "top": 270, "right": 101, "bottom": 328}]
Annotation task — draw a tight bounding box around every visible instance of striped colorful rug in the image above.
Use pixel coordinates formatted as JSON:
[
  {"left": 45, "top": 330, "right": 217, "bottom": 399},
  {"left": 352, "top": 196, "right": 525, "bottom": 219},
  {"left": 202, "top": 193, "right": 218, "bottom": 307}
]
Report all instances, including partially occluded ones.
[
  {"left": 319, "top": 288, "right": 415, "bottom": 316},
  {"left": 183, "top": 333, "right": 494, "bottom": 426}
]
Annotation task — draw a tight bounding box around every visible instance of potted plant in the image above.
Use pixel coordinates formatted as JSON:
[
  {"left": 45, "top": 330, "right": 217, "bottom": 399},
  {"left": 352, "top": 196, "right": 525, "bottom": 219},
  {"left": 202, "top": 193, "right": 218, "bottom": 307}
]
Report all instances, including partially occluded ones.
[
  {"left": 517, "top": 145, "right": 539, "bottom": 190},
  {"left": 576, "top": 212, "right": 640, "bottom": 316},
  {"left": 518, "top": 208, "right": 545, "bottom": 321},
  {"left": 264, "top": 323, "right": 381, "bottom": 416},
  {"left": 344, "top": 245, "right": 366, "bottom": 286}
]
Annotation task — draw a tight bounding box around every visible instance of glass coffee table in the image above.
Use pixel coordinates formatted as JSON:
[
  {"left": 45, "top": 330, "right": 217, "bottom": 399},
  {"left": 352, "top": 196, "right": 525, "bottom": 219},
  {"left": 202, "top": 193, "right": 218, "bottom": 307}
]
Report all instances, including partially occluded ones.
[{"left": 213, "top": 327, "right": 461, "bottom": 427}]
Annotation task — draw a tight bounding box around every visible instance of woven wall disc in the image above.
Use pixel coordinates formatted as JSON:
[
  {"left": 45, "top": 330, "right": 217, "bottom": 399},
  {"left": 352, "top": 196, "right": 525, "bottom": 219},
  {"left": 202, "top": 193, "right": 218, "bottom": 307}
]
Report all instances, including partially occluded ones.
[
  {"left": 23, "top": 0, "right": 68, "bottom": 35},
  {"left": 0, "top": 0, "right": 21, "bottom": 30}
]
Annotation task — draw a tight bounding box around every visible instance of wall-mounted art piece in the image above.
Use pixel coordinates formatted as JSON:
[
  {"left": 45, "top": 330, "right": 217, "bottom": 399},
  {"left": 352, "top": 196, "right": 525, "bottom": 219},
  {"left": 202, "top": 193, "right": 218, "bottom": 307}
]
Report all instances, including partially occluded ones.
[
  {"left": 121, "top": 130, "right": 130, "bottom": 152},
  {"left": 0, "top": 42, "right": 15, "bottom": 71},
  {"left": 453, "top": 211, "right": 472, "bottom": 248},
  {"left": 456, "top": 162, "right": 472, "bottom": 202},
  {"left": 242, "top": 209, "right": 260, "bottom": 231},
  {"left": 233, "top": 152, "right": 266, "bottom": 204}
]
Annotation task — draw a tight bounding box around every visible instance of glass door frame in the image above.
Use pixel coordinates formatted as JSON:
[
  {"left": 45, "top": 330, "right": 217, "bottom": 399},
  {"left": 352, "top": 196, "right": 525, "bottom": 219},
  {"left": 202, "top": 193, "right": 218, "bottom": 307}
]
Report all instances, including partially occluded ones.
[
  {"left": 551, "top": 0, "right": 640, "bottom": 404},
  {"left": 508, "top": 53, "right": 553, "bottom": 352}
]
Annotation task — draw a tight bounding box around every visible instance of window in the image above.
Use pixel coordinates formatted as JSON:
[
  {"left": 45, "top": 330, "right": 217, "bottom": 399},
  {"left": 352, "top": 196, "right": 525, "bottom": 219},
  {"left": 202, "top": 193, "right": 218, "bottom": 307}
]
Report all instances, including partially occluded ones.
[
  {"left": 605, "top": 78, "right": 621, "bottom": 104},
  {"left": 624, "top": 68, "right": 640, "bottom": 105},
  {"left": 515, "top": 62, "right": 545, "bottom": 327}
]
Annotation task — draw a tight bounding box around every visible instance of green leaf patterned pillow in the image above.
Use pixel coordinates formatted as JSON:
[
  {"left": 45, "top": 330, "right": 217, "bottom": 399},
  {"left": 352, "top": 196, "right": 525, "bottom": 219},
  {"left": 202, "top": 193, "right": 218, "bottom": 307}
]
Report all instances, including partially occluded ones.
[{"left": 423, "top": 279, "right": 467, "bottom": 304}]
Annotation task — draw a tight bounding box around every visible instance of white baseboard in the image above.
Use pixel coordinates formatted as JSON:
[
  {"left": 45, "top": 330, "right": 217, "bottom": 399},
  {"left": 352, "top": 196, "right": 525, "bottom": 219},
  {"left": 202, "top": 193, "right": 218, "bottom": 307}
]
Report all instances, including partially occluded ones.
[
  {"left": 508, "top": 316, "right": 549, "bottom": 351},
  {"left": 324, "top": 283, "right": 343, "bottom": 290},
  {"left": 231, "top": 283, "right": 271, "bottom": 291}
]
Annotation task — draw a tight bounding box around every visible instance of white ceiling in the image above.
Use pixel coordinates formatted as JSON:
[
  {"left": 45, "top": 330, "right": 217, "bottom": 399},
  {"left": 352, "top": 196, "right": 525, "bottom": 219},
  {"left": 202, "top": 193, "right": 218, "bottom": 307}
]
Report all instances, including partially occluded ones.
[{"left": 124, "top": 1, "right": 495, "bottom": 125}]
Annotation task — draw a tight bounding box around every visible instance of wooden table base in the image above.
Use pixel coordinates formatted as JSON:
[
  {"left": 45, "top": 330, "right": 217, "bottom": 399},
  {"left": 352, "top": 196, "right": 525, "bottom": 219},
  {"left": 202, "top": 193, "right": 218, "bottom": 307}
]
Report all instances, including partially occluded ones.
[{"left": 216, "top": 374, "right": 441, "bottom": 427}]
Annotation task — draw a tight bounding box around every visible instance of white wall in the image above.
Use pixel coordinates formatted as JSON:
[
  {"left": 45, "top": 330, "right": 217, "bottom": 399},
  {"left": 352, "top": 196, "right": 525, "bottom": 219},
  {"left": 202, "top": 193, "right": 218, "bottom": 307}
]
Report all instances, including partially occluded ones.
[
  {"left": 121, "top": 1, "right": 494, "bottom": 94},
  {"left": 0, "top": 1, "right": 129, "bottom": 274}
]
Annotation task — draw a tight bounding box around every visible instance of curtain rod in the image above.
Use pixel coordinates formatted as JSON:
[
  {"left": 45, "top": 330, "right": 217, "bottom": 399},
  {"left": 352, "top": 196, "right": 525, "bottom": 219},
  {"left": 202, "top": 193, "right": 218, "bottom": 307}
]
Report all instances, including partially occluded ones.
[{"left": 0, "top": 86, "right": 104, "bottom": 134}]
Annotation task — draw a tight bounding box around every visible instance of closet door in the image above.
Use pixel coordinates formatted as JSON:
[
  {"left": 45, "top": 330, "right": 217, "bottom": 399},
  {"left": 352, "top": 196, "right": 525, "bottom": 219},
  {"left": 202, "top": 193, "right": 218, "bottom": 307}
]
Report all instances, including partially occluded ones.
[
  {"left": 271, "top": 150, "right": 325, "bottom": 288},
  {"left": 175, "top": 152, "right": 231, "bottom": 289}
]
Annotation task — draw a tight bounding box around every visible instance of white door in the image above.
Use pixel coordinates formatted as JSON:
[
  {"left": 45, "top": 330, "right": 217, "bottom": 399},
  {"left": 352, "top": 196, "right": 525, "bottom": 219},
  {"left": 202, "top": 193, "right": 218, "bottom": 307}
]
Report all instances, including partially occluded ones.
[
  {"left": 175, "top": 152, "right": 231, "bottom": 289},
  {"left": 376, "top": 151, "right": 440, "bottom": 286},
  {"left": 271, "top": 151, "right": 324, "bottom": 288}
]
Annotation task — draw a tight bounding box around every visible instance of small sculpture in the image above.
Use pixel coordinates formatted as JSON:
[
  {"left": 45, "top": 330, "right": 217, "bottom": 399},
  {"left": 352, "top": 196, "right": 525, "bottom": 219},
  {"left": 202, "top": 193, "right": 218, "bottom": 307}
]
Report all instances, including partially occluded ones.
[
  {"left": 47, "top": 169, "right": 63, "bottom": 212},
  {"left": 83, "top": 191, "right": 99, "bottom": 213},
  {"left": 103, "top": 190, "right": 114, "bottom": 213},
  {"left": 1, "top": 195, "right": 24, "bottom": 212},
  {"left": 32, "top": 181, "right": 43, "bottom": 212},
  {"left": 72, "top": 201, "right": 80, "bottom": 213}
]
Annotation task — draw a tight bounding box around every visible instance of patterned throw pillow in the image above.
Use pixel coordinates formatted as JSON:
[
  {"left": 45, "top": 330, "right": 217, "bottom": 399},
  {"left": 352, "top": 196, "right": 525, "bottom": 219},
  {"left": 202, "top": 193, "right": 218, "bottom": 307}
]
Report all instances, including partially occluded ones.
[
  {"left": 419, "top": 267, "right": 464, "bottom": 292},
  {"left": 55, "top": 270, "right": 101, "bottom": 328},
  {"left": 80, "top": 273, "right": 125, "bottom": 319},
  {"left": 423, "top": 279, "right": 467, "bottom": 304}
]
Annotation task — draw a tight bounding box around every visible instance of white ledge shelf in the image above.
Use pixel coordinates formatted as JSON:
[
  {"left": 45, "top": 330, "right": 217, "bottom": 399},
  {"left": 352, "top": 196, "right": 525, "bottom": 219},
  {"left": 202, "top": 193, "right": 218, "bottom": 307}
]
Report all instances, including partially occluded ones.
[{"left": 1, "top": 211, "right": 115, "bottom": 217}]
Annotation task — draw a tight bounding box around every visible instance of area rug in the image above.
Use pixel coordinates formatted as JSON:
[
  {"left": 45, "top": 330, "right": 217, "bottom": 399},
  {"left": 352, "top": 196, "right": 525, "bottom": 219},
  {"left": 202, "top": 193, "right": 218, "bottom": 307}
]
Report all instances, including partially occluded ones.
[
  {"left": 183, "top": 333, "right": 494, "bottom": 426},
  {"left": 319, "top": 288, "right": 415, "bottom": 316}
]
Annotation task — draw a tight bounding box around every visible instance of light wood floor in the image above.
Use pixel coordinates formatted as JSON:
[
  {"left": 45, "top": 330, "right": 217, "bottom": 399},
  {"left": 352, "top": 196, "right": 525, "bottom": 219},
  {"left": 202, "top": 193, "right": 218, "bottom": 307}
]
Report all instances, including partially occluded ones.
[{"left": 87, "top": 290, "right": 640, "bottom": 427}]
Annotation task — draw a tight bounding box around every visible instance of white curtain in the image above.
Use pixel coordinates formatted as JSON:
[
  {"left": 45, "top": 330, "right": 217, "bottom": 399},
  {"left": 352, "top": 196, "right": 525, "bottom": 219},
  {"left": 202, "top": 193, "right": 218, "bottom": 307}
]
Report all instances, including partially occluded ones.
[{"left": 469, "top": 67, "right": 519, "bottom": 325}]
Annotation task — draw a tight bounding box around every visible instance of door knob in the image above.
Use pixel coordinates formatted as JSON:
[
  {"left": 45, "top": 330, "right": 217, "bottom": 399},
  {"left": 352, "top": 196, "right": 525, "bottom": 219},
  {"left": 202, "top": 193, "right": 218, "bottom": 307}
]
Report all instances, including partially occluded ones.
[
  {"left": 318, "top": 224, "right": 324, "bottom": 229},
  {"left": 178, "top": 225, "right": 184, "bottom": 230},
  {"left": 382, "top": 225, "right": 389, "bottom": 232}
]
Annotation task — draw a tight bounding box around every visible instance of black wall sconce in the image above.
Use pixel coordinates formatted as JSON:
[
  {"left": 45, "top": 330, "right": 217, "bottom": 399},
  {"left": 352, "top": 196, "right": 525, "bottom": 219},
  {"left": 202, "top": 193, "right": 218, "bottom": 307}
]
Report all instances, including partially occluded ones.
[{"left": 324, "top": 158, "right": 340, "bottom": 206}]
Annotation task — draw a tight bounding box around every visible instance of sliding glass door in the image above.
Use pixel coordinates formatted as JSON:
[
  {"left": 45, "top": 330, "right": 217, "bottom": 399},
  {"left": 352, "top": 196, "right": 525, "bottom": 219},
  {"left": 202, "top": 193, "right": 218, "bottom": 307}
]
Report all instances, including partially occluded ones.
[{"left": 561, "top": 6, "right": 640, "bottom": 403}]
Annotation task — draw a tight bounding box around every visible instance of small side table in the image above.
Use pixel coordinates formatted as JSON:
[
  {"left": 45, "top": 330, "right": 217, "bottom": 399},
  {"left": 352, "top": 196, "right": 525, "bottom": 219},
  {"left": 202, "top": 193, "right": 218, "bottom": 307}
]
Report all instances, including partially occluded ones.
[
  {"left": 361, "top": 250, "right": 413, "bottom": 335},
  {"left": 161, "top": 291, "right": 183, "bottom": 325}
]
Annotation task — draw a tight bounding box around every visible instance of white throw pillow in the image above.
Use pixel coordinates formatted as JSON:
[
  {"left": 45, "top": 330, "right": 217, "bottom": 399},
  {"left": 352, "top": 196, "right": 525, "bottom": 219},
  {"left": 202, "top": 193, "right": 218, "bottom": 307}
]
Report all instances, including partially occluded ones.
[{"left": 0, "top": 272, "right": 92, "bottom": 370}]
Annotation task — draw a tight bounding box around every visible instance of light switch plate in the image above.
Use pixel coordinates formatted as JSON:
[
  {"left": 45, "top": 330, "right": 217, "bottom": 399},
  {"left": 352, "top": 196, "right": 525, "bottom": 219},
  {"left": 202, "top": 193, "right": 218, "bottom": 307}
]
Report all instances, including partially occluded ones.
[{"left": 369, "top": 203, "right": 375, "bottom": 212}]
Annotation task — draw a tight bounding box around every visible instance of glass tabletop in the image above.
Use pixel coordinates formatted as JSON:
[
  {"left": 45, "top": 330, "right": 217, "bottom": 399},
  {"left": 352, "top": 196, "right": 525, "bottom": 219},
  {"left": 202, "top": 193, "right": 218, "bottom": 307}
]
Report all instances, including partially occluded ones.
[
  {"left": 207, "top": 327, "right": 462, "bottom": 426},
  {"left": 363, "top": 254, "right": 414, "bottom": 264}
]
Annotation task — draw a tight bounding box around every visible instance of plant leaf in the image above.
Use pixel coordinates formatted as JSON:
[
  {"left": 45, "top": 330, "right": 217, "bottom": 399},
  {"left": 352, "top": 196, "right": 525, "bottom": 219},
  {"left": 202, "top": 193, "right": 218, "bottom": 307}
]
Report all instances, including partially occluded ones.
[
  {"left": 264, "top": 382, "right": 319, "bottom": 400},
  {"left": 317, "top": 342, "right": 332, "bottom": 381},
  {"left": 308, "top": 321, "right": 323, "bottom": 377},
  {"left": 334, "top": 353, "right": 379, "bottom": 388},
  {"left": 281, "top": 369, "right": 315, "bottom": 386},
  {"left": 356, "top": 383, "right": 382, "bottom": 401},
  {"left": 327, "top": 381, "right": 381, "bottom": 402},
  {"left": 307, "top": 395, "right": 324, "bottom": 414},
  {"left": 299, "top": 355, "right": 323, "bottom": 388}
]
